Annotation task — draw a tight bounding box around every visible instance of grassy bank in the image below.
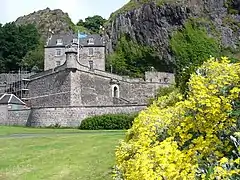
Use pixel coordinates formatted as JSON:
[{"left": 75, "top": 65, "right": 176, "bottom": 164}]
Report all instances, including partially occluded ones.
[{"left": 0, "top": 126, "right": 125, "bottom": 180}]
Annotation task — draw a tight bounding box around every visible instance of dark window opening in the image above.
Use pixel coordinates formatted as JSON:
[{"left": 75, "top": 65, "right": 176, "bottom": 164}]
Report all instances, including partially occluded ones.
[
  {"left": 89, "top": 60, "right": 93, "bottom": 71},
  {"left": 113, "top": 86, "right": 118, "bottom": 98}
]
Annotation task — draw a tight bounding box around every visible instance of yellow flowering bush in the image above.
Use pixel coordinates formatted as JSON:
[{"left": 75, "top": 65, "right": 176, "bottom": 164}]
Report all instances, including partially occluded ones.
[{"left": 114, "top": 57, "right": 240, "bottom": 179}]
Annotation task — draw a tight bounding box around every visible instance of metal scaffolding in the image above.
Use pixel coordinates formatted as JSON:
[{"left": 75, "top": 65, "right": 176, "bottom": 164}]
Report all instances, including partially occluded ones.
[{"left": 0, "top": 70, "right": 35, "bottom": 103}]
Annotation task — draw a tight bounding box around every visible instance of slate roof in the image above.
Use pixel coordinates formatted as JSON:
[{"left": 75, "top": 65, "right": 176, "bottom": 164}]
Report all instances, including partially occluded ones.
[
  {"left": 0, "top": 94, "right": 26, "bottom": 105},
  {"left": 46, "top": 34, "right": 105, "bottom": 47}
]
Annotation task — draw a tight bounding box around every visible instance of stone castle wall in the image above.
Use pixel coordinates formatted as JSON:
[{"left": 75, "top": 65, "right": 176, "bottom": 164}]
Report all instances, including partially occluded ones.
[
  {"left": 28, "top": 66, "right": 172, "bottom": 108},
  {"left": 27, "top": 105, "right": 145, "bottom": 127},
  {"left": 0, "top": 105, "right": 30, "bottom": 126},
  {"left": 29, "top": 69, "right": 71, "bottom": 107},
  {"left": 8, "top": 109, "right": 31, "bottom": 126},
  {"left": 0, "top": 105, "right": 145, "bottom": 127}
]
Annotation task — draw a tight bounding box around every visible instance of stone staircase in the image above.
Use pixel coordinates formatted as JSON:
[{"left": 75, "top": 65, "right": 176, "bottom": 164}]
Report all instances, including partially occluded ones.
[{"left": 113, "top": 97, "right": 138, "bottom": 105}]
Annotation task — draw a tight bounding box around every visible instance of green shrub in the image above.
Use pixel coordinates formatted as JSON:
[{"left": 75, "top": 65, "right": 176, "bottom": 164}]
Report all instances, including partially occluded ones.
[
  {"left": 147, "top": 85, "right": 177, "bottom": 105},
  {"left": 106, "top": 35, "right": 162, "bottom": 78},
  {"left": 170, "top": 19, "right": 220, "bottom": 94},
  {"left": 79, "top": 113, "right": 138, "bottom": 130}
]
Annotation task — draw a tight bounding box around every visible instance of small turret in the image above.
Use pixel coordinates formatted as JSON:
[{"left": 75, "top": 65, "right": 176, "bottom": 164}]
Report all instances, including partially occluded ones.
[{"left": 65, "top": 46, "right": 77, "bottom": 71}]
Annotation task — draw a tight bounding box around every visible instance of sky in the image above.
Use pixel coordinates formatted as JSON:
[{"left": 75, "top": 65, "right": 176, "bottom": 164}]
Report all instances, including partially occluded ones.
[{"left": 0, "top": 0, "right": 130, "bottom": 24}]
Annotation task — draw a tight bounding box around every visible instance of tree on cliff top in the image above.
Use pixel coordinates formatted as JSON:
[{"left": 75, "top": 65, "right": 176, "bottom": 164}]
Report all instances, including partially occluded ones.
[{"left": 77, "top": 15, "right": 107, "bottom": 34}]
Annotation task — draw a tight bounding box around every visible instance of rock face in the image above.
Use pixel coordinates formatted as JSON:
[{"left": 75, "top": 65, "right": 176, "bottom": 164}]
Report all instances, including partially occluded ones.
[
  {"left": 15, "top": 8, "right": 74, "bottom": 40},
  {"left": 105, "top": 0, "right": 240, "bottom": 70}
]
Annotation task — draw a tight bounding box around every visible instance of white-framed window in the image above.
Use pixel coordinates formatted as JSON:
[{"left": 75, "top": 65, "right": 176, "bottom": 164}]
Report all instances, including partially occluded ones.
[
  {"left": 73, "top": 38, "right": 78, "bottom": 44},
  {"left": 56, "top": 39, "right": 63, "bottom": 45},
  {"left": 56, "top": 61, "right": 61, "bottom": 66},
  {"left": 88, "top": 38, "right": 94, "bottom": 45},
  {"left": 88, "top": 47, "right": 94, "bottom": 56},
  {"left": 56, "top": 49, "right": 62, "bottom": 56}
]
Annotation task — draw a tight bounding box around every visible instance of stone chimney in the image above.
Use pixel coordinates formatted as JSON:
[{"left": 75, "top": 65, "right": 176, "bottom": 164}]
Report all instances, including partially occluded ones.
[{"left": 65, "top": 46, "right": 77, "bottom": 71}]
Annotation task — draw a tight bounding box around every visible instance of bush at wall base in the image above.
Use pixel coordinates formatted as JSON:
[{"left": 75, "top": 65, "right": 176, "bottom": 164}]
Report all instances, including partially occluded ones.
[{"left": 79, "top": 113, "right": 138, "bottom": 130}]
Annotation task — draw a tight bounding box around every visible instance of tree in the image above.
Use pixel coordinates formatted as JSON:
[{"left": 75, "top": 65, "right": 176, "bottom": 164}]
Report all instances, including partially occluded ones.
[
  {"left": 76, "top": 15, "right": 106, "bottom": 33},
  {"left": 170, "top": 20, "right": 220, "bottom": 94},
  {"left": 114, "top": 57, "right": 240, "bottom": 179},
  {"left": 76, "top": 19, "right": 85, "bottom": 27},
  {"left": 107, "top": 35, "right": 163, "bottom": 78},
  {"left": 21, "top": 40, "right": 44, "bottom": 71},
  {"left": 0, "top": 22, "right": 40, "bottom": 72}
]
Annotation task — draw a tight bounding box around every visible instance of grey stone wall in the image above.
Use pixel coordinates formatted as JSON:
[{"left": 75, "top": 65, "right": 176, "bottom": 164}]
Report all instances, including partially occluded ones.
[
  {"left": 145, "top": 71, "right": 175, "bottom": 84},
  {"left": 29, "top": 69, "right": 71, "bottom": 107},
  {"left": 0, "top": 105, "right": 8, "bottom": 125},
  {"left": 44, "top": 47, "right": 66, "bottom": 71},
  {"left": 71, "top": 70, "right": 113, "bottom": 106},
  {"left": 0, "top": 105, "right": 30, "bottom": 126},
  {"left": 8, "top": 109, "right": 31, "bottom": 126},
  {"left": 27, "top": 105, "right": 146, "bottom": 127},
  {"left": 78, "top": 47, "right": 105, "bottom": 71},
  {"left": 70, "top": 69, "right": 171, "bottom": 105}
]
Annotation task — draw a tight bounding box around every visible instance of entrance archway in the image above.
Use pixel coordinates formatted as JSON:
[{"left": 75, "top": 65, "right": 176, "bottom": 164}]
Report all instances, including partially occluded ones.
[{"left": 112, "top": 85, "right": 119, "bottom": 98}]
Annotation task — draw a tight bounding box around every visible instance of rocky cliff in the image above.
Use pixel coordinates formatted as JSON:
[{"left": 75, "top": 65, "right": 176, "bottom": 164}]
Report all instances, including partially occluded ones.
[
  {"left": 15, "top": 8, "right": 75, "bottom": 40},
  {"left": 105, "top": 0, "right": 240, "bottom": 69}
]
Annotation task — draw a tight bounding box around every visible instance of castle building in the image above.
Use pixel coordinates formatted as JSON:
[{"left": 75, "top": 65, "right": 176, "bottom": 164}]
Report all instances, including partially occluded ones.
[
  {"left": 45, "top": 34, "right": 105, "bottom": 71},
  {"left": 0, "top": 33, "right": 175, "bottom": 127}
]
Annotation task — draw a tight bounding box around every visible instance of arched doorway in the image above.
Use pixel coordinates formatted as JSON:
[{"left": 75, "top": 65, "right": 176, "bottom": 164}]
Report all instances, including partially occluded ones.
[
  {"left": 113, "top": 86, "right": 118, "bottom": 98},
  {"left": 112, "top": 85, "right": 119, "bottom": 98}
]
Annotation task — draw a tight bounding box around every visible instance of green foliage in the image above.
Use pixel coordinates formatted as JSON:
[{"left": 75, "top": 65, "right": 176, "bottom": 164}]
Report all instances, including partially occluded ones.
[
  {"left": 224, "top": 0, "right": 240, "bottom": 14},
  {"left": 0, "top": 22, "right": 41, "bottom": 72},
  {"left": 75, "top": 25, "right": 90, "bottom": 34},
  {"left": 21, "top": 39, "right": 44, "bottom": 72},
  {"left": 79, "top": 113, "right": 138, "bottom": 130},
  {"left": 114, "top": 58, "right": 240, "bottom": 179},
  {"left": 76, "top": 15, "right": 106, "bottom": 34},
  {"left": 148, "top": 85, "right": 177, "bottom": 105},
  {"left": 222, "top": 15, "right": 240, "bottom": 32},
  {"left": 106, "top": 35, "right": 166, "bottom": 78},
  {"left": 170, "top": 19, "right": 220, "bottom": 94}
]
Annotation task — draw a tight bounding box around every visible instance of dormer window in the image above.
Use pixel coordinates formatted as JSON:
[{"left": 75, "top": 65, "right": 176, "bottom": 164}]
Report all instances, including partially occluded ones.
[
  {"left": 56, "top": 39, "right": 63, "bottom": 45},
  {"left": 73, "top": 38, "right": 78, "bottom": 44},
  {"left": 88, "top": 38, "right": 94, "bottom": 45}
]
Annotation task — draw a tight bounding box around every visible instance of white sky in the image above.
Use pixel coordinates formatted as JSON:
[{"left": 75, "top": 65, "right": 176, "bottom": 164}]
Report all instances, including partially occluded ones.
[{"left": 0, "top": 0, "right": 130, "bottom": 24}]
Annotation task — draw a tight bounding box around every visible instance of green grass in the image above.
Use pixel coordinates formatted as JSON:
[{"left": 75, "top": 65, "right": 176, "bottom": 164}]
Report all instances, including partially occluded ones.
[{"left": 0, "top": 126, "right": 125, "bottom": 180}]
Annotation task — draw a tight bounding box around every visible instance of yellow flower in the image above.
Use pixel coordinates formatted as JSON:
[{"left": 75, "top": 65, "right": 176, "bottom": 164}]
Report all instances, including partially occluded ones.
[{"left": 114, "top": 57, "right": 240, "bottom": 180}]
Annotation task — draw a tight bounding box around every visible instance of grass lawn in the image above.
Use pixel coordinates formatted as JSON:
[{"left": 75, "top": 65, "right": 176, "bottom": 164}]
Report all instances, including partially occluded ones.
[{"left": 0, "top": 126, "right": 125, "bottom": 180}]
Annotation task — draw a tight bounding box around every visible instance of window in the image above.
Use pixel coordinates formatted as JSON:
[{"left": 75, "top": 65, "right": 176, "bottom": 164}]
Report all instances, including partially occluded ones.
[
  {"left": 73, "top": 38, "right": 78, "bottom": 44},
  {"left": 56, "top": 49, "right": 62, "bottom": 56},
  {"left": 56, "top": 61, "right": 61, "bottom": 66},
  {"left": 56, "top": 39, "right": 63, "bottom": 45},
  {"left": 89, "top": 60, "right": 93, "bottom": 71},
  {"left": 88, "top": 48, "right": 94, "bottom": 56},
  {"left": 88, "top": 38, "right": 94, "bottom": 45}
]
